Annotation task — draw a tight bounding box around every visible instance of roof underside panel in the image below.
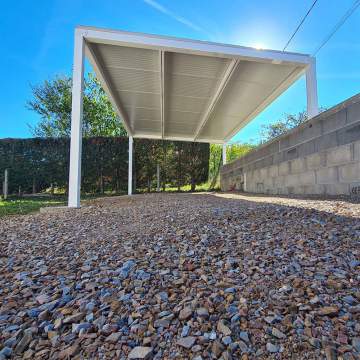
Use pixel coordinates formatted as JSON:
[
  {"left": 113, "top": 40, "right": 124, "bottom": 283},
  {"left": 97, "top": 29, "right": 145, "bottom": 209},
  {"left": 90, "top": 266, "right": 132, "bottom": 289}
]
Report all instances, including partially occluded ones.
[
  {"left": 85, "top": 28, "right": 310, "bottom": 143},
  {"left": 164, "top": 52, "right": 230, "bottom": 138},
  {"left": 92, "top": 43, "right": 162, "bottom": 136},
  {"left": 197, "top": 61, "right": 301, "bottom": 141}
]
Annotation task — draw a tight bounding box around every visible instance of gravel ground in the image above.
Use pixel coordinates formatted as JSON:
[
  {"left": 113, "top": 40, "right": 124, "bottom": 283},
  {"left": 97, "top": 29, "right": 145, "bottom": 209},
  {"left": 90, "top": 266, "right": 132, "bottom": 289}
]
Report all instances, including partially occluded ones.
[{"left": 0, "top": 192, "right": 359, "bottom": 360}]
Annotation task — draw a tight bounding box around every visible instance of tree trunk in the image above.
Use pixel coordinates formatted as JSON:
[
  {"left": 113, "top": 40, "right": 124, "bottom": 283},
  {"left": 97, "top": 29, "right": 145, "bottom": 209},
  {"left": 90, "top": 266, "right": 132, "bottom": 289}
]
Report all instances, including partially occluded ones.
[
  {"left": 209, "top": 156, "right": 222, "bottom": 190},
  {"left": 32, "top": 177, "right": 36, "bottom": 194},
  {"left": 100, "top": 168, "right": 104, "bottom": 194},
  {"left": 191, "top": 176, "right": 196, "bottom": 192}
]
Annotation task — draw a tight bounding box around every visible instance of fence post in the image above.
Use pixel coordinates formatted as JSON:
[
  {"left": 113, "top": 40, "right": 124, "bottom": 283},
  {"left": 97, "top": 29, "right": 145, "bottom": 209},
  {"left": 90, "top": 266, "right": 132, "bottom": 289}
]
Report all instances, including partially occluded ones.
[
  {"left": 3, "top": 169, "right": 8, "bottom": 200},
  {"left": 157, "top": 163, "right": 160, "bottom": 192}
]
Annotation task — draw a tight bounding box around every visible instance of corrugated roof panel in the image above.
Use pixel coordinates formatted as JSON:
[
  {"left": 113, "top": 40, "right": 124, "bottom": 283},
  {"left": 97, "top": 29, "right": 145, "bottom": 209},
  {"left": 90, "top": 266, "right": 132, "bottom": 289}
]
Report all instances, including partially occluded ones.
[
  {"left": 166, "top": 95, "right": 208, "bottom": 113},
  {"left": 166, "top": 52, "right": 229, "bottom": 78},
  {"left": 118, "top": 91, "right": 160, "bottom": 110},
  {"left": 84, "top": 27, "right": 311, "bottom": 142},
  {"left": 198, "top": 61, "right": 302, "bottom": 140},
  {"left": 95, "top": 44, "right": 159, "bottom": 71},
  {"left": 110, "top": 68, "right": 160, "bottom": 93}
]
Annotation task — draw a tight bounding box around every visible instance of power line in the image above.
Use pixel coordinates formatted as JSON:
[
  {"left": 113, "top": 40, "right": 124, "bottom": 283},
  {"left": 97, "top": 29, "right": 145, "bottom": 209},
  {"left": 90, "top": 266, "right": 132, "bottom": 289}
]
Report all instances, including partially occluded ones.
[
  {"left": 283, "top": 0, "right": 319, "bottom": 51},
  {"left": 312, "top": 0, "right": 360, "bottom": 55}
]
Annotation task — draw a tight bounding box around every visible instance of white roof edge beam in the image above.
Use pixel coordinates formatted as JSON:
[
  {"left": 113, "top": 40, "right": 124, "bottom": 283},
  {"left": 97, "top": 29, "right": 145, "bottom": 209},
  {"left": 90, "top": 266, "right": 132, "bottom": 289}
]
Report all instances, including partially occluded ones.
[
  {"left": 132, "top": 134, "right": 224, "bottom": 144},
  {"left": 78, "top": 26, "right": 312, "bottom": 66},
  {"left": 159, "top": 50, "right": 165, "bottom": 139},
  {"left": 84, "top": 41, "right": 133, "bottom": 136},
  {"left": 194, "top": 58, "right": 239, "bottom": 141}
]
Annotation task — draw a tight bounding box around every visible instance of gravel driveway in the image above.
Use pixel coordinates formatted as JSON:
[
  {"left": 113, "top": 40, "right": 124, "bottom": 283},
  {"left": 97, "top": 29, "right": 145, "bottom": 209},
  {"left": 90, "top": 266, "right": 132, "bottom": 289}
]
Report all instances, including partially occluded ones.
[{"left": 0, "top": 192, "right": 359, "bottom": 359}]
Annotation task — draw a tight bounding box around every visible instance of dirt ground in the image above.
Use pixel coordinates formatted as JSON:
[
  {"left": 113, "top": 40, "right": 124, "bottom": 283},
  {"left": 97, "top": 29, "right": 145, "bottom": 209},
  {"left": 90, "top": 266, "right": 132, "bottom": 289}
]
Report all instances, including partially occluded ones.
[{"left": 0, "top": 192, "right": 359, "bottom": 359}]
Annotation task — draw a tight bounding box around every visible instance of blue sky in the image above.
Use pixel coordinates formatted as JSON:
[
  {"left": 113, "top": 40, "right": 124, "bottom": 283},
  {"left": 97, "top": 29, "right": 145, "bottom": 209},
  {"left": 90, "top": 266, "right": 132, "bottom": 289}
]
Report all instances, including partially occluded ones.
[{"left": 1, "top": 0, "right": 359, "bottom": 143}]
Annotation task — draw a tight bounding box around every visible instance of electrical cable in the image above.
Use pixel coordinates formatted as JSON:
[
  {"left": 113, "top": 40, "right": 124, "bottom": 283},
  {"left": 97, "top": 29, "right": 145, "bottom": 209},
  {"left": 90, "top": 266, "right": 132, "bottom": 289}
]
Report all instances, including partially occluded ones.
[
  {"left": 312, "top": 0, "right": 360, "bottom": 55},
  {"left": 283, "top": 0, "right": 319, "bottom": 51}
]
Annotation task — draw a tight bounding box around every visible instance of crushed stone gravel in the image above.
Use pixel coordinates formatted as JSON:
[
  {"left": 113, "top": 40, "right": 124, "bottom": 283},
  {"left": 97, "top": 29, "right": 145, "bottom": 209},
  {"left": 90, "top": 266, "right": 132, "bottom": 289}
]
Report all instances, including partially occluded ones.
[{"left": 0, "top": 192, "right": 359, "bottom": 359}]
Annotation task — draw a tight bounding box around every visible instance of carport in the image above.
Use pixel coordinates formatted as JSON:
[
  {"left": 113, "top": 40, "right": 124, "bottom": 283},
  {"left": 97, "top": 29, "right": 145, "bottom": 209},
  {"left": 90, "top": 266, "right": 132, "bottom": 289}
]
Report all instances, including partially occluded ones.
[{"left": 68, "top": 25, "right": 318, "bottom": 207}]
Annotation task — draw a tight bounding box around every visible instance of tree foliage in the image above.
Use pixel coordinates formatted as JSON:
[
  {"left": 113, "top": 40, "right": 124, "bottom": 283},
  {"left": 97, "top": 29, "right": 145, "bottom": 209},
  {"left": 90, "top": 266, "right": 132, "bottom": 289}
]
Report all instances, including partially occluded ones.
[
  {"left": 27, "top": 73, "right": 127, "bottom": 137},
  {"left": 260, "top": 111, "right": 308, "bottom": 142},
  {"left": 0, "top": 138, "right": 209, "bottom": 195},
  {"left": 208, "top": 143, "right": 255, "bottom": 188}
]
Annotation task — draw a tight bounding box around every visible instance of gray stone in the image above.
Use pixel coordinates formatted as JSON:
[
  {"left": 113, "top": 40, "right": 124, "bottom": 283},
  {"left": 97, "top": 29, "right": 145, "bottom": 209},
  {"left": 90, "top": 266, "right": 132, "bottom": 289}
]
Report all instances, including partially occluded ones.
[
  {"left": 179, "top": 307, "right": 192, "bottom": 321},
  {"left": 266, "top": 342, "right": 279, "bottom": 353},
  {"left": 15, "top": 329, "right": 32, "bottom": 354},
  {"left": 217, "top": 320, "right": 231, "bottom": 336},
  {"left": 177, "top": 336, "right": 196, "bottom": 349},
  {"left": 238, "top": 340, "right": 249, "bottom": 353},
  {"left": 272, "top": 327, "right": 286, "bottom": 339},
  {"left": 222, "top": 336, "right": 232, "bottom": 345},
  {"left": 239, "top": 331, "right": 250, "bottom": 344},
  {"left": 181, "top": 325, "right": 190, "bottom": 337},
  {"left": 196, "top": 307, "right": 209, "bottom": 318},
  {"left": 105, "top": 332, "right": 121, "bottom": 343},
  {"left": 0, "top": 347, "right": 12, "bottom": 358},
  {"left": 352, "top": 337, "right": 360, "bottom": 352},
  {"left": 128, "top": 346, "right": 153, "bottom": 359},
  {"left": 63, "top": 313, "right": 84, "bottom": 324}
]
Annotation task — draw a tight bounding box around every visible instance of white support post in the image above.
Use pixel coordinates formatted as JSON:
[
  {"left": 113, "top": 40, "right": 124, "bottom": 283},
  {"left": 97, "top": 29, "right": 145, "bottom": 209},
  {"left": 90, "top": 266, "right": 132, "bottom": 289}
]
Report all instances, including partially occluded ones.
[
  {"left": 222, "top": 143, "right": 227, "bottom": 165},
  {"left": 156, "top": 163, "right": 160, "bottom": 192},
  {"left": 128, "top": 136, "right": 133, "bottom": 195},
  {"left": 68, "top": 30, "right": 85, "bottom": 208},
  {"left": 306, "top": 58, "right": 319, "bottom": 119},
  {"left": 3, "top": 169, "right": 8, "bottom": 200}
]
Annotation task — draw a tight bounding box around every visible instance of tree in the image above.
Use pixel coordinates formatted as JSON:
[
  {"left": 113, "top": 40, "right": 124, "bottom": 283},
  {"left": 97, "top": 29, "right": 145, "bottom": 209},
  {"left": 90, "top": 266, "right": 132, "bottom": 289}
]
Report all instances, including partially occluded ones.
[
  {"left": 208, "top": 143, "right": 255, "bottom": 189},
  {"left": 27, "top": 73, "right": 127, "bottom": 137},
  {"left": 260, "top": 111, "right": 309, "bottom": 142}
]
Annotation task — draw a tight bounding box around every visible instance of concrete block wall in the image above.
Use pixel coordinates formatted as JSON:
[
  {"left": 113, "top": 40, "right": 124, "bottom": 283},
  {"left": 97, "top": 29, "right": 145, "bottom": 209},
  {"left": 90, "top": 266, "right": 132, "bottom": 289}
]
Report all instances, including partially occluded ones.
[{"left": 221, "top": 93, "right": 360, "bottom": 196}]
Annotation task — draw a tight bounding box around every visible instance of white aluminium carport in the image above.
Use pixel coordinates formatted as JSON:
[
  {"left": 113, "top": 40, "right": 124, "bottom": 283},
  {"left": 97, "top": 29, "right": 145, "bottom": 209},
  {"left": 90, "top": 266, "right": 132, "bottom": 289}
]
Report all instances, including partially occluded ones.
[{"left": 68, "top": 26, "right": 318, "bottom": 208}]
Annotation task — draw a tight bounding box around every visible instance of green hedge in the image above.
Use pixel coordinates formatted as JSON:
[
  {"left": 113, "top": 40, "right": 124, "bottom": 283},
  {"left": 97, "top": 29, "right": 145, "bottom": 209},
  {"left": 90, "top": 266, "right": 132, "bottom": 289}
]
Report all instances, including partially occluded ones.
[{"left": 0, "top": 137, "right": 209, "bottom": 194}]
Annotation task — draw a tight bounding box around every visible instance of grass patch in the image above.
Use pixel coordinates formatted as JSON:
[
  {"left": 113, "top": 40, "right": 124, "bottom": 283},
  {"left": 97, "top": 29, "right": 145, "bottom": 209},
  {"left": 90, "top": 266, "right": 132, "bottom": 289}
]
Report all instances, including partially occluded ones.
[
  {"left": 136, "top": 181, "right": 220, "bottom": 193},
  {"left": 0, "top": 192, "right": 128, "bottom": 217},
  {"left": 0, "top": 195, "right": 66, "bottom": 217}
]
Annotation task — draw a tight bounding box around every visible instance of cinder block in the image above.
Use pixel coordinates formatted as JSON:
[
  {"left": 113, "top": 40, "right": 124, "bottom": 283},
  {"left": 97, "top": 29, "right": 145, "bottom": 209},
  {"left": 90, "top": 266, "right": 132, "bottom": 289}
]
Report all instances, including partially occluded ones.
[
  {"left": 321, "top": 109, "right": 347, "bottom": 134},
  {"left": 273, "top": 175, "right": 285, "bottom": 188},
  {"left": 273, "top": 152, "right": 284, "bottom": 165},
  {"left": 278, "top": 161, "right": 290, "bottom": 176},
  {"left": 302, "top": 184, "right": 326, "bottom": 195},
  {"left": 316, "top": 166, "right": 339, "bottom": 184},
  {"left": 263, "top": 176, "right": 274, "bottom": 189},
  {"left": 315, "top": 132, "right": 338, "bottom": 152},
  {"left": 339, "top": 161, "right": 360, "bottom": 183},
  {"left": 268, "top": 165, "right": 278, "bottom": 178},
  {"left": 326, "top": 145, "right": 352, "bottom": 166},
  {"left": 306, "top": 153, "right": 324, "bottom": 170},
  {"left": 259, "top": 167, "right": 267, "bottom": 179},
  {"left": 347, "top": 101, "right": 360, "bottom": 124},
  {"left": 287, "top": 186, "right": 295, "bottom": 194},
  {"left": 283, "top": 147, "right": 298, "bottom": 161},
  {"left": 297, "top": 140, "right": 316, "bottom": 157},
  {"left": 337, "top": 122, "right": 360, "bottom": 146},
  {"left": 325, "top": 183, "right": 350, "bottom": 196},
  {"left": 298, "top": 171, "right": 316, "bottom": 186},
  {"left": 280, "top": 121, "right": 322, "bottom": 150},
  {"left": 355, "top": 140, "right": 360, "bottom": 161},
  {"left": 290, "top": 158, "right": 307, "bottom": 174},
  {"left": 285, "top": 171, "right": 315, "bottom": 187}
]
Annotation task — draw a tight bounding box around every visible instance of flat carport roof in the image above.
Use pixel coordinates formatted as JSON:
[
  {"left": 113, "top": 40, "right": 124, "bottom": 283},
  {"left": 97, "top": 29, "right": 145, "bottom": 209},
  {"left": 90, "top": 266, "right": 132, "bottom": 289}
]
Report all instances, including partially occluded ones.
[{"left": 68, "top": 26, "right": 319, "bottom": 207}]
